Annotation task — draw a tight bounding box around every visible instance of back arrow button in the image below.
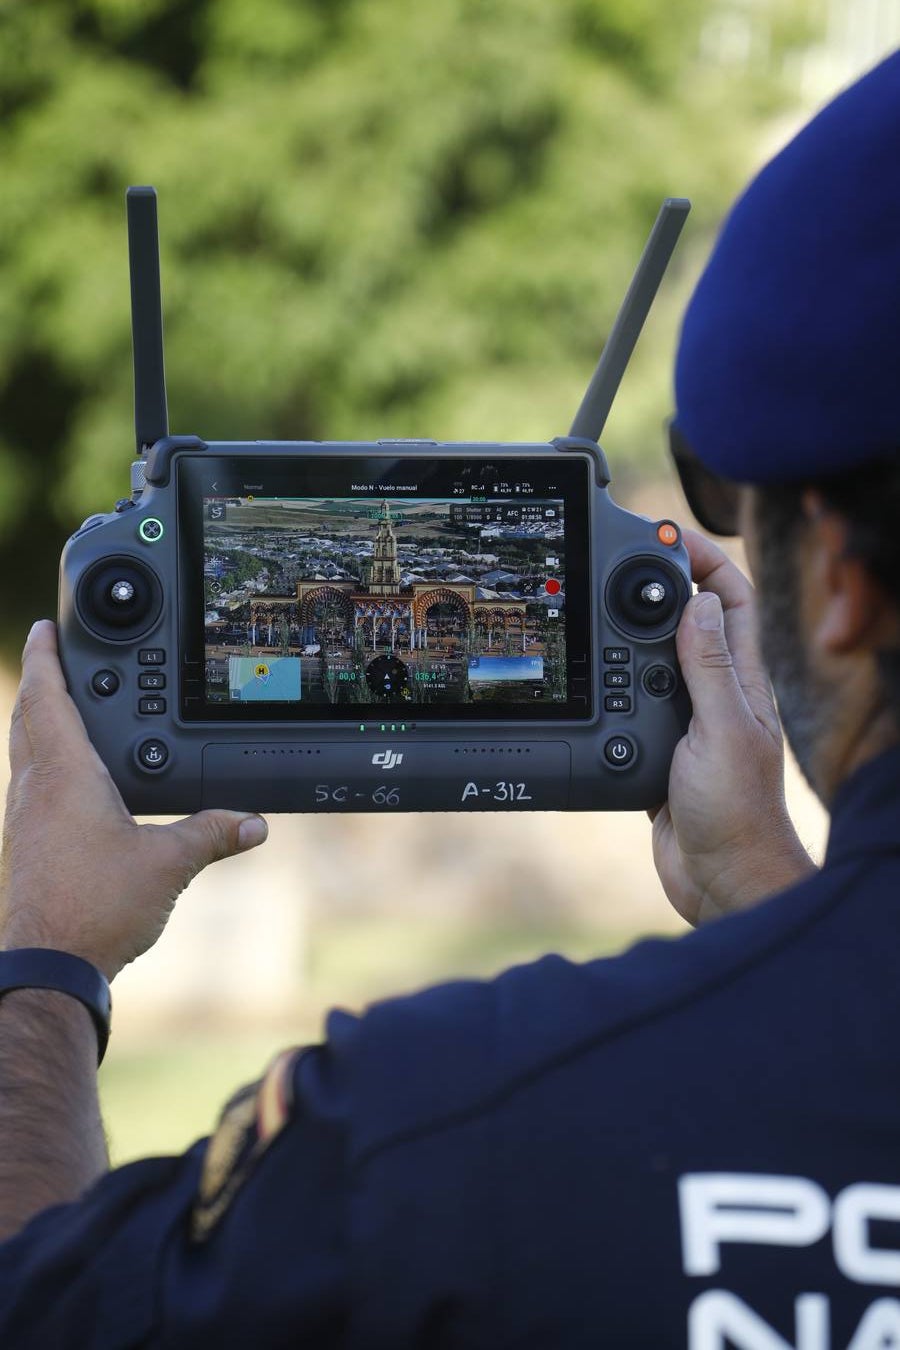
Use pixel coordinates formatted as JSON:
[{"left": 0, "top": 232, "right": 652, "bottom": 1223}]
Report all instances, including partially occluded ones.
[{"left": 91, "top": 670, "right": 120, "bottom": 697}]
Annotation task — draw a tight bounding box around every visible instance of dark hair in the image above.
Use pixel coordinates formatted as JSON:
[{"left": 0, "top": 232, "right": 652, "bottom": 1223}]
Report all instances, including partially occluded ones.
[{"left": 756, "top": 457, "right": 900, "bottom": 726}]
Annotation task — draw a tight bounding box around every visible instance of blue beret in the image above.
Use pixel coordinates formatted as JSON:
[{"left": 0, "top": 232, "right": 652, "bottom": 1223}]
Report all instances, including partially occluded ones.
[{"left": 674, "top": 50, "right": 900, "bottom": 484}]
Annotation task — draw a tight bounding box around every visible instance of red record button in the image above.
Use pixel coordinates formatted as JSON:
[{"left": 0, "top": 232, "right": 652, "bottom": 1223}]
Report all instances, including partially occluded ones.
[{"left": 545, "top": 578, "right": 561, "bottom": 596}]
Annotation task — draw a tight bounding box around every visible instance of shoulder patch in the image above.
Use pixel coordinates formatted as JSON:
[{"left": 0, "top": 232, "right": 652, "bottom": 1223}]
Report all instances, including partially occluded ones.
[{"left": 190, "top": 1047, "right": 301, "bottom": 1243}]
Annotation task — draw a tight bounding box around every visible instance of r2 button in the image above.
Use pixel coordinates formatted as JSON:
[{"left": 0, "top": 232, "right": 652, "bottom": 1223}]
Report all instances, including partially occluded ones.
[{"left": 604, "top": 736, "right": 636, "bottom": 769}]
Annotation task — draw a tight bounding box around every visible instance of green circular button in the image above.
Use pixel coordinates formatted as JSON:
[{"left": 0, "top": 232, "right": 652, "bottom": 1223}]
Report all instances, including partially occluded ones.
[{"left": 138, "top": 517, "right": 164, "bottom": 543}]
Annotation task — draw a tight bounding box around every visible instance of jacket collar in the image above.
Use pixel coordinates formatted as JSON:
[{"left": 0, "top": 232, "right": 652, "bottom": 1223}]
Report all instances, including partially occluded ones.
[{"left": 825, "top": 742, "right": 900, "bottom": 868}]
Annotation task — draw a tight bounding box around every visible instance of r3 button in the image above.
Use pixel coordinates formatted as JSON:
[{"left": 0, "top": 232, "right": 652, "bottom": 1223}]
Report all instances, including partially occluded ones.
[{"left": 604, "top": 736, "right": 636, "bottom": 769}]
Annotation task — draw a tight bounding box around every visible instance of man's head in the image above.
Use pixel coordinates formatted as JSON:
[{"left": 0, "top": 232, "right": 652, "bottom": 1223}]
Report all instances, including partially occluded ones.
[
  {"left": 747, "top": 470, "right": 900, "bottom": 802},
  {"left": 672, "top": 51, "right": 900, "bottom": 804}
]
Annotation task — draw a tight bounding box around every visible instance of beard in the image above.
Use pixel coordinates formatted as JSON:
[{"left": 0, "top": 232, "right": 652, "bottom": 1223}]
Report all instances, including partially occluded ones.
[{"left": 754, "top": 509, "right": 834, "bottom": 802}]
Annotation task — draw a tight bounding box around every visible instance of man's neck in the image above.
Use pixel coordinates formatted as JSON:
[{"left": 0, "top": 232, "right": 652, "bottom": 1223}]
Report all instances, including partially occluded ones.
[{"left": 814, "top": 701, "right": 899, "bottom": 810}]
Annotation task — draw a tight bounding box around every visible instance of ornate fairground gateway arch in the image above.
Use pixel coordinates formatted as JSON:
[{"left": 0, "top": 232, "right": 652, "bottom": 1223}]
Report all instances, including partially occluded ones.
[
  {"left": 298, "top": 586, "right": 355, "bottom": 645},
  {"left": 244, "top": 597, "right": 298, "bottom": 649},
  {"left": 409, "top": 586, "right": 525, "bottom": 651},
  {"left": 251, "top": 500, "right": 527, "bottom": 652}
]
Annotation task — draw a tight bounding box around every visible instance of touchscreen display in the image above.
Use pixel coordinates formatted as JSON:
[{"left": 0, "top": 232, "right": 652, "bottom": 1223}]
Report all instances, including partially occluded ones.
[{"left": 178, "top": 454, "right": 591, "bottom": 721}]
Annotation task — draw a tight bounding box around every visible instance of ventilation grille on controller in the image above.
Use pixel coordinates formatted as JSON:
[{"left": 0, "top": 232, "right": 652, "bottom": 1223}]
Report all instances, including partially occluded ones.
[
  {"left": 453, "top": 747, "right": 532, "bottom": 755},
  {"left": 242, "top": 748, "right": 322, "bottom": 756}
]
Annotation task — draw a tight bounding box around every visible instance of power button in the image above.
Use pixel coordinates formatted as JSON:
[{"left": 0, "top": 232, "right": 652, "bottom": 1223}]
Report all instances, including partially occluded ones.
[{"left": 604, "top": 736, "right": 636, "bottom": 769}]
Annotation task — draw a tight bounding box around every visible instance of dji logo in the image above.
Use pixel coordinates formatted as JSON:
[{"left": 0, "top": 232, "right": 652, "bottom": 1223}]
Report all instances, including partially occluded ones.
[{"left": 371, "top": 750, "right": 404, "bottom": 771}]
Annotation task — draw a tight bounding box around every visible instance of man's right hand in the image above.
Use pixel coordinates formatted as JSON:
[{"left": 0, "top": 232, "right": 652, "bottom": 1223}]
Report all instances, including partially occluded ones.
[
  {"left": 1, "top": 621, "right": 269, "bottom": 982},
  {"left": 649, "top": 531, "right": 816, "bottom": 926}
]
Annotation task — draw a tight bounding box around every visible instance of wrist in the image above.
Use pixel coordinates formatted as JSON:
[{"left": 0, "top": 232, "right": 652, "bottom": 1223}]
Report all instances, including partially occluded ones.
[
  {"left": 1, "top": 986, "right": 99, "bottom": 1052},
  {"left": 1, "top": 914, "right": 116, "bottom": 984},
  {"left": 699, "top": 821, "right": 817, "bottom": 920},
  {"left": 0, "top": 949, "right": 112, "bottom": 1063}
]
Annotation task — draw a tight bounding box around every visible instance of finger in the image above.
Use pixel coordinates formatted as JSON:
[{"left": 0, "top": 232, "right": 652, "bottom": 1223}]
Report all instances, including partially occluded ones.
[
  {"left": 14, "top": 620, "right": 92, "bottom": 774},
  {"left": 9, "top": 623, "right": 42, "bottom": 779},
  {"left": 683, "top": 530, "right": 755, "bottom": 630},
  {"left": 676, "top": 591, "right": 749, "bottom": 731},
  {"left": 8, "top": 689, "right": 30, "bottom": 783},
  {"left": 154, "top": 810, "right": 269, "bottom": 882},
  {"left": 682, "top": 531, "right": 773, "bottom": 707}
]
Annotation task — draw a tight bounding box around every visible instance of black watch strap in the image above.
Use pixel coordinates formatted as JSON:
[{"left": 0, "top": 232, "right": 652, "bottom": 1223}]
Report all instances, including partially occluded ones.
[{"left": 0, "top": 949, "right": 111, "bottom": 1065}]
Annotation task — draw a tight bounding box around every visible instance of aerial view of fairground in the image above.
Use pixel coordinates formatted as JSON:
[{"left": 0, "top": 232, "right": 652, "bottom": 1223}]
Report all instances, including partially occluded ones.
[{"left": 202, "top": 496, "right": 568, "bottom": 706}]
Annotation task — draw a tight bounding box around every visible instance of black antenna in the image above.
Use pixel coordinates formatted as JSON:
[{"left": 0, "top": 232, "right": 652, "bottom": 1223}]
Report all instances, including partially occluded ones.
[
  {"left": 569, "top": 198, "right": 690, "bottom": 444},
  {"left": 127, "top": 186, "right": 169, "bottom": 454}
]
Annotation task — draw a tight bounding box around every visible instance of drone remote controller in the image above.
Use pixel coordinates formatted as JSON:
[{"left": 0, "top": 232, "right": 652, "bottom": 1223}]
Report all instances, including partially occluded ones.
[{"left": 58, "top": 188, "right": 693, "bottom": 814}]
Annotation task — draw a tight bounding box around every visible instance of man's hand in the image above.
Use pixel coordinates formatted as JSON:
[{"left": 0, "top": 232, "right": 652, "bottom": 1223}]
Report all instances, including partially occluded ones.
[
  {"left": 0, "top": 620, "right": 268, "bottom": 981},
  {"left": 650, "top": 532, "right": 816, "bottom": 925}
]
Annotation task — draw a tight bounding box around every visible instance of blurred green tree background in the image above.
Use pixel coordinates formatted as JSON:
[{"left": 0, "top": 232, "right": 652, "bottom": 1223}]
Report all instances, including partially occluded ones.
[{"left": 0, "top": 0, "right": 817, "bottom": 656}]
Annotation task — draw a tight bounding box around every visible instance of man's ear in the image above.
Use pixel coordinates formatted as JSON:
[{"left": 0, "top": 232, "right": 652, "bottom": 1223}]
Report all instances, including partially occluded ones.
[{"left": 802, "top": 490, "right": 888, "bottom": 656}]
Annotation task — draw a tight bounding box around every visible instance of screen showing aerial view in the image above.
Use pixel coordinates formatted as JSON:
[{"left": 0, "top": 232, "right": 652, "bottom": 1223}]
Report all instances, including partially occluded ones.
[{"left": 200, "top": 491, "right": 570, "bottom": 709}]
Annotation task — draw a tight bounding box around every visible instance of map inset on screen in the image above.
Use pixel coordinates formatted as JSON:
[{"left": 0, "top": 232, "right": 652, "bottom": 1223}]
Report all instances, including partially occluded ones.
[{"left": 202, "top": 495, "right": 568, "bottom": 707}]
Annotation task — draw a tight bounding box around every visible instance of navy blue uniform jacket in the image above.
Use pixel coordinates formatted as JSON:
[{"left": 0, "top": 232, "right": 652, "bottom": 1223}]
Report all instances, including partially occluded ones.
[{"left": 3, "top": 747, "right": 900, "bottom": 1348}]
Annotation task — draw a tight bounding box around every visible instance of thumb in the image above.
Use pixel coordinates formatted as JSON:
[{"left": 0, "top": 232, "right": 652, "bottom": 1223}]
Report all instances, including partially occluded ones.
[
  {"left": 157, "top": 810, "right": 269, "bottom": 883},
  {"left": 676, "top": 592, "right": 746, "bottom": 728}
]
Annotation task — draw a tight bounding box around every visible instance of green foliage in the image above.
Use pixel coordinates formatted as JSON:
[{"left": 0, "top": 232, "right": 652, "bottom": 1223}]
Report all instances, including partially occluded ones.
[
  {"left": 571, "top": 0, "right": 709, "bottom": 91},
  {"left": 214, "top": 549, "right": 266, "bottom": 595},
  {"left": 0, "top": 0, "right": 817, "bottom": 649}
]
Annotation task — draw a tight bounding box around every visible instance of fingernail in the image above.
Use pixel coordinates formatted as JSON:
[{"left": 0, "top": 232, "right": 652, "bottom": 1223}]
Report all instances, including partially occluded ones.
[
  {"left": 694, "top": 593, "right": 723, "bottom": 631},
  {"left": 238, "top": 816, "right": 268, "bottom": 850},
  {"left": 23, "top": 621, "right": 42, "bottom": 658}
]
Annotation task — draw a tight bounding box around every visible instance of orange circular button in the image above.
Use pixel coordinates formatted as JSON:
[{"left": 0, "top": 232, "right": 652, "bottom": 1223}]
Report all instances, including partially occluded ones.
[{"left": 657, "top": 522, "right": 679, "bottom": 546}]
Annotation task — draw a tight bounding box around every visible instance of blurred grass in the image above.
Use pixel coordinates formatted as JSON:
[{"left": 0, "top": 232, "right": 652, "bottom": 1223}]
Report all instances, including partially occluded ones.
[
  {"left": 0, "top": 0, "right": 842, "bottom": 1171},
  {"left": 100, "top": 911, "right": 662, "bottom": 1164}
]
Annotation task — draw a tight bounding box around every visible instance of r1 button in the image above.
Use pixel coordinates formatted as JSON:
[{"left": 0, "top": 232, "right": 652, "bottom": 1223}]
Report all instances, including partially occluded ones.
[
  {"left": 138, "top": 739, "right": 169, "bottom": 770},
  {"left": 604, "top": 736, "right": 636, "bottom": 769}
]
